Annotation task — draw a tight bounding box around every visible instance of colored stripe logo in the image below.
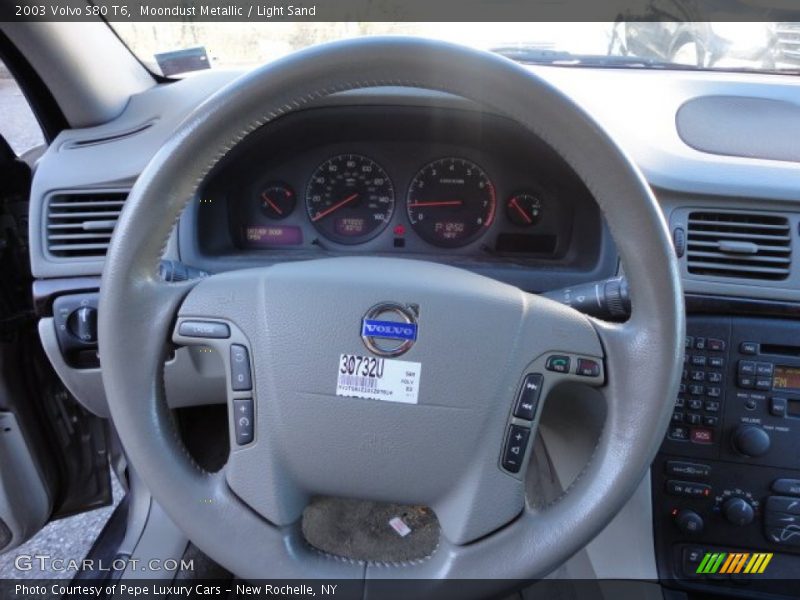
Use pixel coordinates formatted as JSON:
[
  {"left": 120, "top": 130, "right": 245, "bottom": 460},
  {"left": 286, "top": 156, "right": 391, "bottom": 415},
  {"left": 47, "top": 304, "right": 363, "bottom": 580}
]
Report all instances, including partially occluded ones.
[{"left": 696, "top": 552, "right": 773, "bottom": 574}]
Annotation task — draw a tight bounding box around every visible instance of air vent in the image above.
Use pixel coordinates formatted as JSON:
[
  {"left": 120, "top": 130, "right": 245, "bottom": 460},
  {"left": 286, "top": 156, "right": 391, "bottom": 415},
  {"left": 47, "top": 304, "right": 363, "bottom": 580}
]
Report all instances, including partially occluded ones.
[
  {"left": 686, "top": 211, "right": 791, "bottom": 281},
  {"left": 46, "top": 192, "right": 127, "bottom": 258}
]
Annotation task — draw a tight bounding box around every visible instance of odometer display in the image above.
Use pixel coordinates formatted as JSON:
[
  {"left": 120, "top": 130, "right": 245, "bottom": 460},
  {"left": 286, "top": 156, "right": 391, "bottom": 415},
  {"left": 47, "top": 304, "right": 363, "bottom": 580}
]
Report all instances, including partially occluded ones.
[
  {"left": 305, "top": 154, "right": 394, "bottom": 244},
  {"left": 406, "top": 158, "right": 496, "bottom": 247}
]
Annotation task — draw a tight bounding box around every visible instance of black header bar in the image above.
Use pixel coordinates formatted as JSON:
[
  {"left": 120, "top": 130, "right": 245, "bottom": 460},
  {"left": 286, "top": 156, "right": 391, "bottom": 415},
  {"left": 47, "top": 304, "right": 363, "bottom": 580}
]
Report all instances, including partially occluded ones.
[{"left": 4, "top": 0, "right": 800, "bottom": 22}]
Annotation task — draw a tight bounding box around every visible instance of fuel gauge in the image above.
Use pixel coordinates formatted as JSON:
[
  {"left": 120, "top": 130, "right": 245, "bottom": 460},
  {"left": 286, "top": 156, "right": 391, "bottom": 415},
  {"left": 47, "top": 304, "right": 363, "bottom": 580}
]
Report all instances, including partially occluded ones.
[
  {"left": 506, "top": 193, "right": 542, "bottom": 227},
  {"left": 259, "top": 182, "right": 296, "bottom": 220}
]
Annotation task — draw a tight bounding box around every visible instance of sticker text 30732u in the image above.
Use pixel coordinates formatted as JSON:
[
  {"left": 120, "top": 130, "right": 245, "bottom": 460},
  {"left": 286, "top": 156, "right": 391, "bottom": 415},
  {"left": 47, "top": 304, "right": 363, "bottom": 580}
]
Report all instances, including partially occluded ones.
[{"left": 336, "top": 354, "right": 421, "bottom": 404}]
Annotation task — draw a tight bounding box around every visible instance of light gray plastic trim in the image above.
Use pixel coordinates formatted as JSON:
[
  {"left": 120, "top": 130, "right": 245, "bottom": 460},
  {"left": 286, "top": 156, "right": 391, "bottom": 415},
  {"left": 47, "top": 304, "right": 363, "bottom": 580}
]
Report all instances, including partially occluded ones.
[
  {"left": 29, "top": 71, "right": 239, "bottom": 278},
  {"left": 119, "top": 499, "right": 188, "bottom": 581},
  {"left": 38, "top": 318, "right": 226, "bottom": 418},
  {"left": 1, "top": 22, "right": 154, "bottom": 127},
  {"left": 532, "top": 66, "right": 800, "bottom": 202},
  {"left": 677, "top": 95, "right": 800, "bottom": 163},
  {"left": 0, "top": 412, "right": 51, "bottom": 552},
  {"left": 583, "top": 473, "right": 658, "bottom": 579}
]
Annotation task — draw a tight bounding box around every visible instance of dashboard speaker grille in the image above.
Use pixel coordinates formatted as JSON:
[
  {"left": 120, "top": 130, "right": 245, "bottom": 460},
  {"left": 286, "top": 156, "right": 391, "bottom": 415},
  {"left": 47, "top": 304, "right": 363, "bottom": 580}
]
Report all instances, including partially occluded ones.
[
  {"left": 46, "top": 192, "right": 127, "bottom": 258},
  {"left": 686, "top": 211, "right": 792, "bottom": 281}
]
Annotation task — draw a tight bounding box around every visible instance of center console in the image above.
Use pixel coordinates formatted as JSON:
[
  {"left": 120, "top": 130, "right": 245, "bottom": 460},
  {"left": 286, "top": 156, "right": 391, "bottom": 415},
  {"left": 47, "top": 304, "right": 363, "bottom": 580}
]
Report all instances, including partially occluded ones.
[{"left": 653, "top": 315, "right": 800, "bottom": 597}]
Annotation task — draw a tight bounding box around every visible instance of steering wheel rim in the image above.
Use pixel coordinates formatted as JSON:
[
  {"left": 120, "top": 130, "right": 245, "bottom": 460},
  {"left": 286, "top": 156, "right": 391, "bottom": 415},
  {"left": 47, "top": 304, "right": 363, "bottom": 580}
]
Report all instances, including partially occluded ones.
[{"left": 99, "top": 37, "right": 683, "bottom": 595}]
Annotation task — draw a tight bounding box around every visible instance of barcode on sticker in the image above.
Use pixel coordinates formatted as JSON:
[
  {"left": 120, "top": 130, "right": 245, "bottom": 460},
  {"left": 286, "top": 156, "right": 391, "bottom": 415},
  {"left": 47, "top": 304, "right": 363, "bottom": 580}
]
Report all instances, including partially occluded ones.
[
  {"left": 336, "top": 374, "right": 379, "bottom": 393},
  {"left": 336, "top": 354, "right": 421, "bottom": 404},
  {"left": 389, "top": 516, "right": 411, "bottom": 537}
]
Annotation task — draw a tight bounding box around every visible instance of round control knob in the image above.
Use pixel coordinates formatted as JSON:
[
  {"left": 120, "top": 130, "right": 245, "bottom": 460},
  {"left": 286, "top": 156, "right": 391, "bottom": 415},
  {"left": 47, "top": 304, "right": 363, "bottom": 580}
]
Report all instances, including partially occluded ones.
[
  {"left": 732, "top": 424, "right": 771, "bottom": 457},
  {"left": 66, "top": 306, "right": 98, "bottom": 343},
  {"left": 674, "top": 509, "right": 704, "bottom": 535},
  {"left": 722, "top": 497, "right": 755, "bottom": 526}
]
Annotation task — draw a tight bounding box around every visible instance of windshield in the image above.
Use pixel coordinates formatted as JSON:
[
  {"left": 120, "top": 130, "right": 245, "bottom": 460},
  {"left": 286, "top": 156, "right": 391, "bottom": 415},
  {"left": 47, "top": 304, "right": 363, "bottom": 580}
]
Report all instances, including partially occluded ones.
[{"left": 112, "top": 22, "right": 800, "bottom": 77}]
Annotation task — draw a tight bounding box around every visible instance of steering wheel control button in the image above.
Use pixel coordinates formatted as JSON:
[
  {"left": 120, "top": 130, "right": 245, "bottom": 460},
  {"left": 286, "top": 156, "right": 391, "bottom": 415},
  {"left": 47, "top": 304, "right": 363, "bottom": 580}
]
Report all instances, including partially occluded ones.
[
  {"left": 514, "top": 374, "right": 543, "bottom": 420},
  {"left": 233, "top": 398, "right": 254, "bottom": 445},
  {"left": 230, "top": 345, "right": 252, "bottom": 391},
  {"left": 179, "top": 320, "right": 230, "bottom": 339},
  {"left": 545, "top": 355, "right": 570, "bottom": 373},
  {"left": 502, "top": 425, "right": 531, "bottom": 473},
  {"left": 576, "top": 358, "right": 601, "bottom": 377}
]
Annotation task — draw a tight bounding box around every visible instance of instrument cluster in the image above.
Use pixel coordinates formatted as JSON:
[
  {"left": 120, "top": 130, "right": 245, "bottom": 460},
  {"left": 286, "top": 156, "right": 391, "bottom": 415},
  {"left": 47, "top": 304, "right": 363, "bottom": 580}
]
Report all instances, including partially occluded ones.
[
  {"left": 197, "top": 105, "right": 601, "bottom": 268},
  {"left": 240, "top": 152, "right": 554, "bottom": 253}
]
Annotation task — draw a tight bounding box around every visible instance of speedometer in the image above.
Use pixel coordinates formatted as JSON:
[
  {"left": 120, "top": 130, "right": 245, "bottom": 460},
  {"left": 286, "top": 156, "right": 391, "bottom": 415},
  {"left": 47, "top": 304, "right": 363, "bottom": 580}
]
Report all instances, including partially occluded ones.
[
  {"left": 406, "top": 158, "right": 496, "bottom": 248},
  {"left": 305, "top": 154, "right": 394, "bottom": 245}
]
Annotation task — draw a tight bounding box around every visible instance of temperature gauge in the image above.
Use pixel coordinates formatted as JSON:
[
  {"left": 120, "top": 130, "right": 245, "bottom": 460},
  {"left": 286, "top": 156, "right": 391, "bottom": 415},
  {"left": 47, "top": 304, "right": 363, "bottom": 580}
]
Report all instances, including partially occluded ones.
[
  {"left": 506, "top": 193, "right": 542, "bottom": 227},
  {"left": 259, "top": 182, "right": 296, "bottom": 220}
]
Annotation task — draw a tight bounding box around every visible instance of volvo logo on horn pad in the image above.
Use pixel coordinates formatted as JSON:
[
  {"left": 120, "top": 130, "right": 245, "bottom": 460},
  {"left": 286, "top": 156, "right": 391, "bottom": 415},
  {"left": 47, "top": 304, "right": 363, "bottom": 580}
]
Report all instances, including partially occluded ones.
[{"left": 361, "top": 303, "right": 418, "bottom": 357}]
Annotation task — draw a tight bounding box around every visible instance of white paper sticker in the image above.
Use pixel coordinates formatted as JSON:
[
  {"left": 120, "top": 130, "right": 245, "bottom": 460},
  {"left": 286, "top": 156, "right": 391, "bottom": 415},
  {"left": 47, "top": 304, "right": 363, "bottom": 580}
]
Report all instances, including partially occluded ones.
[
  {"left": 336, "top": 354, "right": 421, "bottom": 404},
  {"left": 388, "top": 516, "right": 412, "bottom": 537}
]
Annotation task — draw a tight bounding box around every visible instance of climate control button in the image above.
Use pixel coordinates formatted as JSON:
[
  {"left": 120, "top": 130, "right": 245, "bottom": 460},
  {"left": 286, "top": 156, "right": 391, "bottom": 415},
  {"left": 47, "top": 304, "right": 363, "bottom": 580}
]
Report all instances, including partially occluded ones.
[
  {"left": 674, "top": 509, "right": 704, "bottom": 535},
  {"left": 772, "top": 479, "right": 800, "bottom": 497},
  {"left": 722, "top": 497, "right": 755, "bottom": 526}
]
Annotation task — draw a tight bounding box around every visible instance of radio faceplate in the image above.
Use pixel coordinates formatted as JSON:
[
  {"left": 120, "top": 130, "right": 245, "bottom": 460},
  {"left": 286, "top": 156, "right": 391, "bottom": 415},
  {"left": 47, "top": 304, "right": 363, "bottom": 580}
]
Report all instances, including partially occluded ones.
[
  {"left": 662, "top": 316, "right": 800, "bottom": 469},
  {"left": 654, "top": 315, "right": 800, "bottom": 597}
]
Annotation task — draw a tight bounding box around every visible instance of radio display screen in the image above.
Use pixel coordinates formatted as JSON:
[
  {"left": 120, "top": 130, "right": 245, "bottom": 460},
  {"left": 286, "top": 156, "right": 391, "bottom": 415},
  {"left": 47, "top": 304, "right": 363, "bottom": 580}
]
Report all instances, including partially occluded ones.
[{"left": 773, "top": 365, "right": 800, "bottom": 392}]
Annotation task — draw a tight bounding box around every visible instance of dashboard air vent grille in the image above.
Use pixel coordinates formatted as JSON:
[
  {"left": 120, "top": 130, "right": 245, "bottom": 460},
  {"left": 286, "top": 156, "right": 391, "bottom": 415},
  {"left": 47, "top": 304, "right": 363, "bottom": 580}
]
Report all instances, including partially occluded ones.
[
  {"left": 46, "top": 192, "right": 127, "bottom": 258},
  {"left": 686, "top": 211, "right": 791, "bottom": 281}
]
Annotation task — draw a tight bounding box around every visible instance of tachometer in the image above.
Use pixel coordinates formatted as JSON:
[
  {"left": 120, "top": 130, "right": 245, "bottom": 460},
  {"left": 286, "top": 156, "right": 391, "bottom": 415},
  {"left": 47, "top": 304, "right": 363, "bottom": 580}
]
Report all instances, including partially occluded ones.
[
  {"left": 305, "top": 154, "right": 394, "bottom": 244},
  {"left": 406, "top": 158, "right": 496, "bottom": 248}
]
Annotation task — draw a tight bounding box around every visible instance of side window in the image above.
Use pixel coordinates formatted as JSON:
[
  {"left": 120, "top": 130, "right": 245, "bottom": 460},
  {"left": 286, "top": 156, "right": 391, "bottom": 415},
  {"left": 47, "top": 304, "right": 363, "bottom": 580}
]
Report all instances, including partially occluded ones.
[{"left": 0, "top": 58, "right": 45, "bottom": 156}]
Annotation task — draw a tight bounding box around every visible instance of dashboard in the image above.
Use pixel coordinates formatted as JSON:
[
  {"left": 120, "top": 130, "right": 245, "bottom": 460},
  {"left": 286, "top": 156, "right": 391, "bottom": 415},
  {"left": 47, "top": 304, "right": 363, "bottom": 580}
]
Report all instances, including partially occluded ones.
[{"left": 192, "top": 105, "right": 609, "bottom": 291}]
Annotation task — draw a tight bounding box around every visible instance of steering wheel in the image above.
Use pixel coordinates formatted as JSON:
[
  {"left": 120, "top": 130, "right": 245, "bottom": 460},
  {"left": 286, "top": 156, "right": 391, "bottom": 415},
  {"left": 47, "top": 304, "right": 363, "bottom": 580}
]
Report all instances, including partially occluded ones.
[{"left": 99, "top": 37, "right": 683, "bottom": 595}]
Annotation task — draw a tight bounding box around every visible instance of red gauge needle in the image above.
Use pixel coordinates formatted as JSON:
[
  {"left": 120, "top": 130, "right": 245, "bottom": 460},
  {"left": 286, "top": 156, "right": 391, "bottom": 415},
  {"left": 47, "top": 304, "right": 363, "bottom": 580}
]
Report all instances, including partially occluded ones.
[
  {"left": 312, "top": 193, "right": 359, "bottom": 222},
  {"left": 261, "top": 193, "right": 283, "bottom": 215},
  {"left": 509, "top": 197, "right": 532, "bottom": 224},
  {"left": 407, "top": 200, "right": 463, "bottom": 208}
]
